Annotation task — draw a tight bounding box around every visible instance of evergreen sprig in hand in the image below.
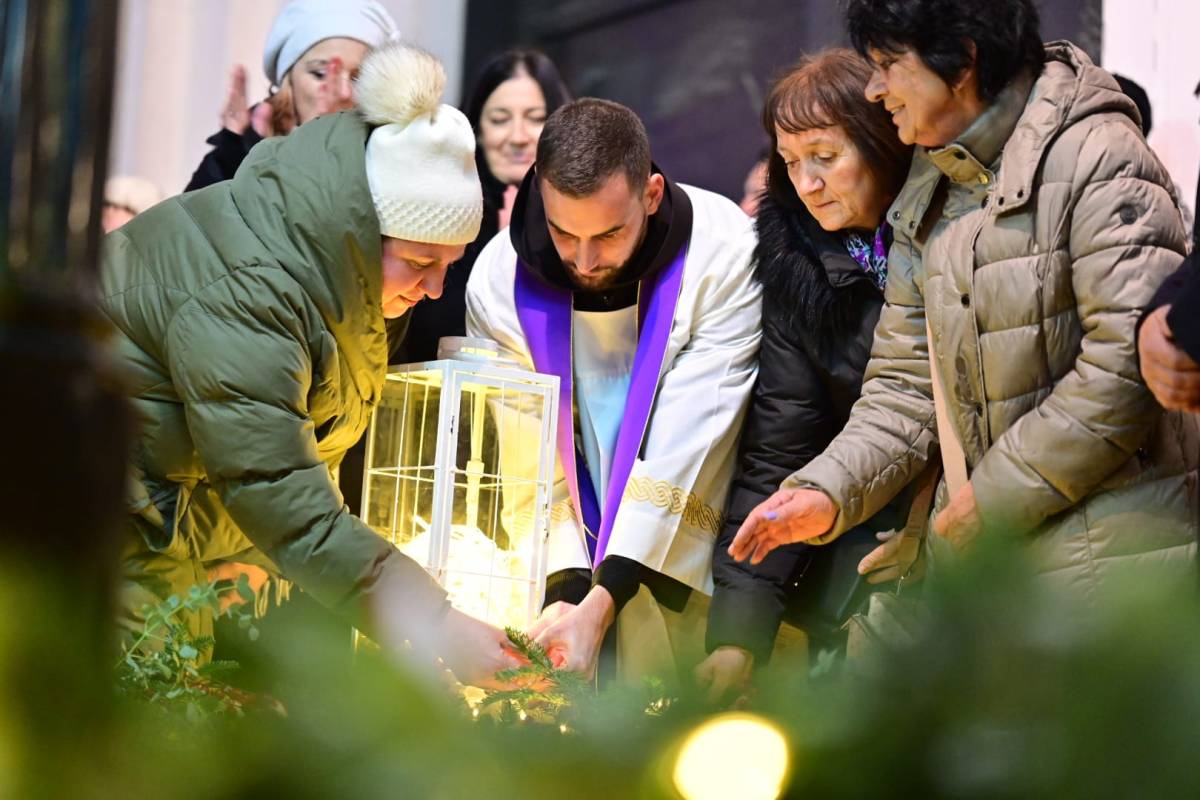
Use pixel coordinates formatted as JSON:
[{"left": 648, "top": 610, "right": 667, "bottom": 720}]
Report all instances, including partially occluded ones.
[{"left": 480, "top": 628, "right": 591, "bottom": 724}]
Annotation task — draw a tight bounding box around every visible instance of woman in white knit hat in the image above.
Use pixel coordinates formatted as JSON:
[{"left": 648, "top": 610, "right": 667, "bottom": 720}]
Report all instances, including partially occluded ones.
[
  {"left": 185, "top": 0, "right": 399, "bottom": 192},
  {"left": 102, "top": 43, "right": 518, "bottom": 686}
]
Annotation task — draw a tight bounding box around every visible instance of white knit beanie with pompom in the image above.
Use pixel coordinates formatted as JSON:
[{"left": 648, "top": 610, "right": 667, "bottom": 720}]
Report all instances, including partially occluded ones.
[{"left": 357, "top": 44, "right": 482, "bottom": 246}]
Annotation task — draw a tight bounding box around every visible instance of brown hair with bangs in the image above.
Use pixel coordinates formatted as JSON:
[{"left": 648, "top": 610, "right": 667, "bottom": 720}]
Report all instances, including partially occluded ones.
[{"left": 762, "top": 48, "right": 912, "bottom": 212}]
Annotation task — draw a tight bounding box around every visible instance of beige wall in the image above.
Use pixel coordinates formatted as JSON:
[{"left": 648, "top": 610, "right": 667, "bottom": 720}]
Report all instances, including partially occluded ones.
[
  {"left": 108, "top": 0, "right": 466, "bottom": 198},
  {"left": 1103, "top": 0, "right": 1200, "bottom": 216}
]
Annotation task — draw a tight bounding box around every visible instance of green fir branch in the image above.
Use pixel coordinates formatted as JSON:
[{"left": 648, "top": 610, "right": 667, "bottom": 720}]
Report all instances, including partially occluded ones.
[
  {"left": 502, "top": 626, "right": 555, "bottom": 671},
  {"left": 476, "top": 627, "right": 594, "bottom": 724}
]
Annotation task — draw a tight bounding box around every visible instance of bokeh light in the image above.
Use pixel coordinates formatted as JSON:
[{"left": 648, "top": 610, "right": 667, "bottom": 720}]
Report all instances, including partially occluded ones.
[{"left": 672, "top": 712, "right": 790, "bottom": 800}]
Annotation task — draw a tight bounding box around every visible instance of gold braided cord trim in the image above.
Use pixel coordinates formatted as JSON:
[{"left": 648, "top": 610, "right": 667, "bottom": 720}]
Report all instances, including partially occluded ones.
[
  {"left": 550, "top": 499, "right": 575, "bottom": 523},
  {"left": 622, "top": 477, "right": 723, "bottom": 536},
  {"left": 510, "top": 499, "right": 576, "bottom": 529}
]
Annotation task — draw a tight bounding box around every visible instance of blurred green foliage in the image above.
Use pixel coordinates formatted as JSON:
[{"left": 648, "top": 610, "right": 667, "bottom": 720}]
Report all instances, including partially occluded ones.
[
  {"left": 116, "top": 577, "right": 277, "bottom": 721},
  {"left": 2, "top": 534, "right": 1199, "bottom": 799}
]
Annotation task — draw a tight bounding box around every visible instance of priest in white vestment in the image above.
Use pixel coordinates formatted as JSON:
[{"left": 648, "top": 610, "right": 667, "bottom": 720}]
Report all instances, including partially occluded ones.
[{"left": 465, "top": 98, "right": 761, "bottom": 682}]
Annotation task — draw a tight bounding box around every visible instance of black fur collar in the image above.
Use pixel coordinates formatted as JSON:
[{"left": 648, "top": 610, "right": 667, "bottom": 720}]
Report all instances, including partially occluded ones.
[{"left": 752, "top": 193, "right": 883, "bottom": 348}]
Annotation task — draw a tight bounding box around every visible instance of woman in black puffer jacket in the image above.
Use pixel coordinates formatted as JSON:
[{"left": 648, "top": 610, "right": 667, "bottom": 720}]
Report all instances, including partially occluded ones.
[{"left": 697, "top": 49, "right": 917, "bottom": 700}]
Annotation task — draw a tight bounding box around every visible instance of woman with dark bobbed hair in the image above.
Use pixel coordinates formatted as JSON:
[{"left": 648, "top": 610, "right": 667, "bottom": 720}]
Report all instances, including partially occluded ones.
[
  {"left": 395, "top": 49, "right": 571, "bottom": 362},
  {"left": 730, "top": 0, "right": 1198, "bottom": 598},
  {"left": 697, "top": 49, "right": 918, "bottom": 702}
]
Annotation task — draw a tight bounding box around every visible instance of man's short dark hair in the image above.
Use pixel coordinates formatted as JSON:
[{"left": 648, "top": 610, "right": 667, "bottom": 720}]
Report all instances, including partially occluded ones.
[
  {"left": 536, "top": 98, "right": 652, "bottom": 197},
  {"left": 846, "top": 0, "right": 1045, "bottom": 104}
]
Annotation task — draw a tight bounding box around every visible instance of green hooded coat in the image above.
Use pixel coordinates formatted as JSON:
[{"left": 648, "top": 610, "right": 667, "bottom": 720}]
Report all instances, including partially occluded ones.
[{"left": 101, "top": 110, "right": 447, "bottom": 637}]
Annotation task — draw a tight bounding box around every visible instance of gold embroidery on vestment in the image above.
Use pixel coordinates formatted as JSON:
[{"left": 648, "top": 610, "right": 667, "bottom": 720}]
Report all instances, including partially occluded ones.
[
  {"left": 511, "top": 499, "right": 575, "bottom": 529},
  {"left": 622, "top": 478, "right": 722, "bottom": 535},
  {"left": 549, "top": 499, "right": 574, "bottom": 523}
]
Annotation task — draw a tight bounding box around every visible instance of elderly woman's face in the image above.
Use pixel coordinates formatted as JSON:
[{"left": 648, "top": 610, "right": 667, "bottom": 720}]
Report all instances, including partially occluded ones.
[
  {"left": 864, "top": 48, "right": 968, "bottom": 148},
  {"left": 286, "top": 37, "right": 370, "bottom": 125},
  {"left": 777, "top": 124, "right": 889, "bottom": 232},
  {"left": 479, "top": 73, "right": 548, "bottom": 185}
]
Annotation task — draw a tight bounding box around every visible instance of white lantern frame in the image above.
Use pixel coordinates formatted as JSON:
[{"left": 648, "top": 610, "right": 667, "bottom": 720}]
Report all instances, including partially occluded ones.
[{"left": 361, "top": 340, "right": 560, "bottom": 631}]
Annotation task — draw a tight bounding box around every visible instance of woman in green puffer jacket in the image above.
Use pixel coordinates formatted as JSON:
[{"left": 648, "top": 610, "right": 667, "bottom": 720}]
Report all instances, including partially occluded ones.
[
  {"left": 730, "top": 0, "right": 1197, "bottom": 599},
  {"left": 102, "top": 43, "right": 519, "bottom": 685}
]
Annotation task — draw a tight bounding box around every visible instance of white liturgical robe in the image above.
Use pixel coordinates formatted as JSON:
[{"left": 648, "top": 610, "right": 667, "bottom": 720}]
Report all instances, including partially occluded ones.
[{"left": 466, "top": 183, "right": 761, "bottom": 595}]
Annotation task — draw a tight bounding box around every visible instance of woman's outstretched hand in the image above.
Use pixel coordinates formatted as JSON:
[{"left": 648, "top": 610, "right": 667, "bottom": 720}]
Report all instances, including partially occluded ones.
[{"left": 727, "top": 488, "right": 837, "bottom": 564}]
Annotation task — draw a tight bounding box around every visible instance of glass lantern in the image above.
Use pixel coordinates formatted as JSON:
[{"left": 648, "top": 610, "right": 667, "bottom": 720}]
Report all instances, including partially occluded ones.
[{"left": 361, "top": 337, "right": 560, "bottom": 631}]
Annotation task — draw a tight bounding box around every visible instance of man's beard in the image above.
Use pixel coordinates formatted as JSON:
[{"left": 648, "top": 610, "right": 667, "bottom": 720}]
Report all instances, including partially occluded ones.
[{"left": 564, "top": 261, "right": 626, "bottom": 291}]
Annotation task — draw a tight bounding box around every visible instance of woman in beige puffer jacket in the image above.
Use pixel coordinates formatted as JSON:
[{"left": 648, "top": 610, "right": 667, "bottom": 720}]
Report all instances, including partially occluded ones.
[{"left": 729, "top": 0, "right": 1197, "bottom": 602}]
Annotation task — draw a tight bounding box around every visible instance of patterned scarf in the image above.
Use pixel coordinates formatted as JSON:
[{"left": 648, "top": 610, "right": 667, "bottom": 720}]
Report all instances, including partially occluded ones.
[{"left": 842, "top": 222, "right": 890, "bottom": 291}]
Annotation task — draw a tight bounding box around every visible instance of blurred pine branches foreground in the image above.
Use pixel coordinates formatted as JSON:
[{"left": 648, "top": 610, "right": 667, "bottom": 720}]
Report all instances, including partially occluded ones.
[{"left": 1, "top": 533, "right": 1198, "bottom": 799}]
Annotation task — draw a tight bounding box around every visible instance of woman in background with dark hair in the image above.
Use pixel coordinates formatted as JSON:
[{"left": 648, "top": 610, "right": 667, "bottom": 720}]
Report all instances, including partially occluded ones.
[
  {"left": 697, "top": 49, "right": 917, "bottom": 703},
  {"left": 395, "top": 50, "right": 571, "bottom": 362}
]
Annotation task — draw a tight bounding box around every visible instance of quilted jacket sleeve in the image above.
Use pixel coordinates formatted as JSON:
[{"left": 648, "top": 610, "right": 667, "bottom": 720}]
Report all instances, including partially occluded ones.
[
  {"left": 167, "top": 265, "right": 447, "bottom": 635},
  {"left": 1163, "top": 256, "right": 1200, "bottom": 363},
  {"left": 971, "top": 119, "right": 1188, "bottom": 532}
]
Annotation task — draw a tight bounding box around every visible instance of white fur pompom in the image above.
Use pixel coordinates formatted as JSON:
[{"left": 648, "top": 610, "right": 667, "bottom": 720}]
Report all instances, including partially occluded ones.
[{"left": 356, "top": 42, "right": 446, "bottom": 126}]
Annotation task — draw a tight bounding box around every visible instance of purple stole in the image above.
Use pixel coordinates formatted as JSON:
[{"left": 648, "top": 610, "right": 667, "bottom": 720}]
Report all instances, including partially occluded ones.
[{"left": 514, "top": 245, "right": 688, "bottom": 565}]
